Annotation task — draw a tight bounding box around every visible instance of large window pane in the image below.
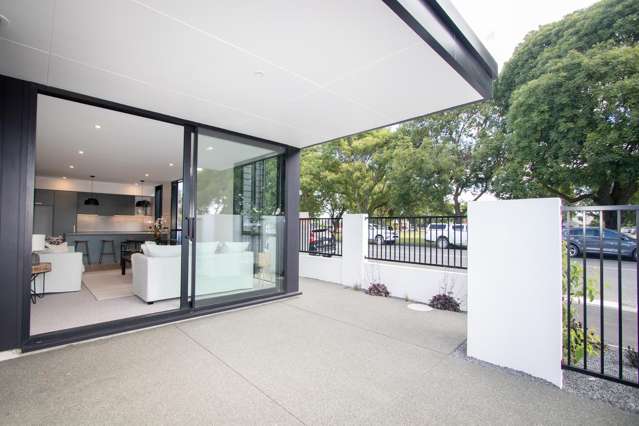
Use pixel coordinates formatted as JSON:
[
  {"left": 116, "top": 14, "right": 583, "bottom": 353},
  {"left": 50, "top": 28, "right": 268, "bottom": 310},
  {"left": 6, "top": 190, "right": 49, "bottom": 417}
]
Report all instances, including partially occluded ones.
[{"left": 194, "top": 129, "right": 284, "bottom": 304}]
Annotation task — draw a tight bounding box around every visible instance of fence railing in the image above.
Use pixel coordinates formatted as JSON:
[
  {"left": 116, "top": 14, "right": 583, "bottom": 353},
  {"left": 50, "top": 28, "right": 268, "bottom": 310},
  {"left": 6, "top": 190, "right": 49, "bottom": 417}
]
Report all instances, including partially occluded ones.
[
  {"left": 299, "top": 217, "right": 343, "bottom": 257},
  {"left": 366, "top": 215, "right": 467, "bottom": 269},
  {"left": 562, "top": 205, "right": 638, "bottom": 388}
]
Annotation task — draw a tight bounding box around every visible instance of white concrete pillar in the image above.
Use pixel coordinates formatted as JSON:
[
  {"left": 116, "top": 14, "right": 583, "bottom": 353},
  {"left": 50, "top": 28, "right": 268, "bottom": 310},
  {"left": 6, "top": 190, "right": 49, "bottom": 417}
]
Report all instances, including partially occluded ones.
[
  {"left": 341, "top": 214, "right": 367, "bottom": 288},
  {"left": 467, "top": 198, "right": 563, "bottom": 387}
]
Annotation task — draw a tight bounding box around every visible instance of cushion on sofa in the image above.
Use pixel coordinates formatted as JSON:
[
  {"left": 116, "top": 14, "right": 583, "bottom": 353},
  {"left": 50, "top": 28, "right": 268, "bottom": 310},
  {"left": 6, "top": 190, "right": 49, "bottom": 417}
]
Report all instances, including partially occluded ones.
[
  {"left": 198, "top": 241, "right": 220, "bottom": 256},
  {"left": 145, "top": 244, "right": 181, "bottom": 257},
  {"left": 222, "top": 242, "right": 250, "bottom": 253}
]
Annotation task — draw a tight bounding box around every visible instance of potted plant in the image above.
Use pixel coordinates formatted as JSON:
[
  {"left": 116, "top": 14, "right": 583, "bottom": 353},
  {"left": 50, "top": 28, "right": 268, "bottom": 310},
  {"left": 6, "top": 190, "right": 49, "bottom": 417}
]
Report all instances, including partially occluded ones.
[{"left": 150, "top": 217, "right": 165, "bottom": 243}]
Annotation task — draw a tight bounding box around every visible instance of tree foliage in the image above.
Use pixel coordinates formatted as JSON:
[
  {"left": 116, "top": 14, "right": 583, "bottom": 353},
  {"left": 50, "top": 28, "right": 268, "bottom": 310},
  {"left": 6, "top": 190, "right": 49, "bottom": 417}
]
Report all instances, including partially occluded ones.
[
  {"left": 300, "top": 104, "right": 501, "bottom": 217},
  {"left": 397, "top": 102, "right": 502, "bottom": 215},
  {"left": 493, "top": 0, "right": 639, "bottom": 205},
  {"left": 300, "top": 130, "right": 405, "bottom": 217}
]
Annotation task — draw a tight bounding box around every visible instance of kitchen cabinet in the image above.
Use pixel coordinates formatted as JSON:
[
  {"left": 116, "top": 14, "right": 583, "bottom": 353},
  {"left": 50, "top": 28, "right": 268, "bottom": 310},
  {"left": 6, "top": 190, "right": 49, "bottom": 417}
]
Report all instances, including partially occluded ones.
[
  {"left": 53, "top": 190, "right": 77, "bottom": 236},
  {"left": 76, "top": 193, "right": 136, "bottom": 215},
  {"left": 34, "top": 189, "right": 54, "bottom": 205}
]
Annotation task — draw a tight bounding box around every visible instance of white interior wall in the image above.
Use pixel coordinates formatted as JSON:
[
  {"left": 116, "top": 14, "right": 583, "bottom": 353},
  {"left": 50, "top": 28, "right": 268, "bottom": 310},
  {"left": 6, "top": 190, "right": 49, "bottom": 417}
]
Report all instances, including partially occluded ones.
[{"left": 466, "top": 198, "right": 563, "bottom": 387}]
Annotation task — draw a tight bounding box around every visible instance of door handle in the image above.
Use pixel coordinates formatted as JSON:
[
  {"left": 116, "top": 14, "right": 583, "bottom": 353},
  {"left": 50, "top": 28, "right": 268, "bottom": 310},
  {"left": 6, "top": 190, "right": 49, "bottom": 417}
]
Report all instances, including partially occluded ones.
[{"left": 185, "top": 217, "right": 196, "bottom": 240}]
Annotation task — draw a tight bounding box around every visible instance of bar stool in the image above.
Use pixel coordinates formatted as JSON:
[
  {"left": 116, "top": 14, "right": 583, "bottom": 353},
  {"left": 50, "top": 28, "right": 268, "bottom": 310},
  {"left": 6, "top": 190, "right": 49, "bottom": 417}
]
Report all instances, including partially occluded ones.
[
  {"left": 99, "top": 239, "right": 116, "bottom": 264},
  {"left": 74, "top": 240, "right": 91, "bottom": 265}
]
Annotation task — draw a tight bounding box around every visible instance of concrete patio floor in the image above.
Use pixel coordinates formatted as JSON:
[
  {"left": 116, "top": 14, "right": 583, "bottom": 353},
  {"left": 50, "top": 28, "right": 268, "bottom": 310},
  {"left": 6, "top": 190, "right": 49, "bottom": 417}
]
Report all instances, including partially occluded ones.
[{"left": 1, "top": 278, "right": 637, "bottom": 425}]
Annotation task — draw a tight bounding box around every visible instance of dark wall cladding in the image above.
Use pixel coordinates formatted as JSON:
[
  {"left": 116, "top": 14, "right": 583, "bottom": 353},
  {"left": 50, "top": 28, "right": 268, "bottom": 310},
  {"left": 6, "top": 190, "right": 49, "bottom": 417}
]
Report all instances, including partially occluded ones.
[{"left": 0, "top": 75, "right": 37, "bottom": 351}]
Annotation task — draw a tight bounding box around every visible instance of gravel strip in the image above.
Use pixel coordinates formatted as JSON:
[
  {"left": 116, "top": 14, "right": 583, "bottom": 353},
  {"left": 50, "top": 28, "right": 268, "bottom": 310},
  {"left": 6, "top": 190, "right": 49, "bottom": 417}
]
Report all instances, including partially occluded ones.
[
  {"left": 563, "top": 347, "right": 639, "bottom": 413},
  {"left": 453, "top": 341, "right": 639, "bottom": 414}
]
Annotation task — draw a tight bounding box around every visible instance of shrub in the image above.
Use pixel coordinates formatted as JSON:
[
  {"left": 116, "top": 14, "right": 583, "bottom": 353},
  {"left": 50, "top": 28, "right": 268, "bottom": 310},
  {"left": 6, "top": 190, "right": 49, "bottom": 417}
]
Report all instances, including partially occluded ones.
[
  {"left": 366, "top": 283, "right": 389, "bottom": 297},
  {"left": 563, "top": 317, "right": 602, "bottom": 363},
  {"left": 428, "top": 293, "right": 461, "bottom": 312},
  {"left": 626, "top": 346, "right": 639, "bottom": 369}
]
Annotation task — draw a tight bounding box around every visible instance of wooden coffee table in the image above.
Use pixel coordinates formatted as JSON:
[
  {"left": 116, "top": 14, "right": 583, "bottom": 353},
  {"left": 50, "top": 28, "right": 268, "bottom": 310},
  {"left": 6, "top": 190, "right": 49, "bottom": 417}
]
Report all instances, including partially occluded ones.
[{"left": 31, "top": 262, "right": 52, "bottom": 304}]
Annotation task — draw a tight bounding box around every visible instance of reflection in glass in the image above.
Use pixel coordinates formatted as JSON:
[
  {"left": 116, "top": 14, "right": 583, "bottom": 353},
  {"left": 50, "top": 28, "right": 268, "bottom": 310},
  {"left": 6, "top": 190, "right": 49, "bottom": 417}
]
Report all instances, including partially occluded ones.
[{"left": 194, "top": 129, "right": 284, "bottom": 304}]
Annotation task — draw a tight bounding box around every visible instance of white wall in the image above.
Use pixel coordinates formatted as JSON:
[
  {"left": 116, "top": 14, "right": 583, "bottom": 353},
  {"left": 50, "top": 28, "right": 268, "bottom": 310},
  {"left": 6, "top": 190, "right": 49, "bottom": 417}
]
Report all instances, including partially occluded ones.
[
  {"left": 467, "top": 198, "right": 563, "bottom": 387},
  {"left": 298, "top": 214, "right": 468, "bottom": 309},
  {"left": 299, "top": 254, "right": 343, "bottom": 284},
  {"left": 364, "top": 261, "right": 467, "bottom": 310}
]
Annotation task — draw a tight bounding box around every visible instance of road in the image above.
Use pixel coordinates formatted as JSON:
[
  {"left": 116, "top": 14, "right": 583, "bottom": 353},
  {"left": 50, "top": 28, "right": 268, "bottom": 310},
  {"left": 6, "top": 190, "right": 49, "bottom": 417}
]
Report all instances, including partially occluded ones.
[
  {"left": 573, "top": 304, "right": 637, "bottom": 349},
  {"left": 367, "top": 242, "right": 468, "bottom": 268},
  {"left": 570, "top": 255, "right": 637, "bottom": 308}
]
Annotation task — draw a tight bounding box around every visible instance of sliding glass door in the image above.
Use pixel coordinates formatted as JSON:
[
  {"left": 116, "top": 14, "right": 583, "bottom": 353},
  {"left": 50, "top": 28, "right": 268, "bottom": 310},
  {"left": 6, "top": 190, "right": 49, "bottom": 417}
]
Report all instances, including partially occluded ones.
[{"left": 187, "top": 128, "right": 285, "bottom": 306}]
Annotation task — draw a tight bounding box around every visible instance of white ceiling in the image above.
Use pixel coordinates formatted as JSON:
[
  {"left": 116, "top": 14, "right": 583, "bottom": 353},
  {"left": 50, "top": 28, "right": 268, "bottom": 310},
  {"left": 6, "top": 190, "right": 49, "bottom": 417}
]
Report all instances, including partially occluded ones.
[
  {"left": 36, "top": 94, "right": 184, "bottom": 183},
  {"left": 1, "top": 0, "right": 484, "bottom": 148},
  {"left": 36, "top": 95, "right": 279, "bottom": 183}
]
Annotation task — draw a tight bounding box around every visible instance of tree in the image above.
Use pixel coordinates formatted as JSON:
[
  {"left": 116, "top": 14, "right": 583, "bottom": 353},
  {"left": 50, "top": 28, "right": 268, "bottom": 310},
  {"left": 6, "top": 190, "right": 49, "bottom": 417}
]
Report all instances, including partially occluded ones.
[
  {"left": 397, "top": 102, "right": 503, "bottom": 215},
  {"left": 493, "top": 0, "right": 639, "bottom": 211},
  {"left": 300, "top": 130, "right": 407, "bottom": 217}
]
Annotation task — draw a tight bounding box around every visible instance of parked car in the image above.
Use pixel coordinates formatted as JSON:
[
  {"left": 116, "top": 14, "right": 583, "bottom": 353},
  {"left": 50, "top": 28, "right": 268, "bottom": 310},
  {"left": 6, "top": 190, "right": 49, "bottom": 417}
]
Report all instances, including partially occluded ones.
[
  {"left": 308, "top": 227, "right": 337, "bottom": 256},
  {"left": 368, "top": 224, "right": 398, "bottom": 245},
  {"left": 563, "top": 227, "right": 637, "bottom": 260},
  {"left": 424, "top": 223, "right": 468, "bottom": 249}
]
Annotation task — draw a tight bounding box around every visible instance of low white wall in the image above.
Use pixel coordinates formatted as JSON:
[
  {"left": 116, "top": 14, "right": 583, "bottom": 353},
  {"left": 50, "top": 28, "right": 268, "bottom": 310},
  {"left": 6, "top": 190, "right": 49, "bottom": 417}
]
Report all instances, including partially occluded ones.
[
  {"left": 299, "top": 253, "right": 343, "bottom": 284},
  {"left": 467, "top": 198, "right": 562, "bottom": 387},
  {"left": 364, "top": 261, "right": 467, "bottom": 310},
  {"left": 298, "top": 213, "right": 468, "bottom": 309}
]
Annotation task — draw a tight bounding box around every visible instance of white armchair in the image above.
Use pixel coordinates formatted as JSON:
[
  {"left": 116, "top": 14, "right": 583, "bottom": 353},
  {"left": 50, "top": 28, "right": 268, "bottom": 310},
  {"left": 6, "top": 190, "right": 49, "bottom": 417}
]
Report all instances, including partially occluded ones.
[
  {"left": 34, "top": 249, "right": 83, "bottom": 293},
  {"left": 131, "top": 252, "right": 181, "bottom": 302}
]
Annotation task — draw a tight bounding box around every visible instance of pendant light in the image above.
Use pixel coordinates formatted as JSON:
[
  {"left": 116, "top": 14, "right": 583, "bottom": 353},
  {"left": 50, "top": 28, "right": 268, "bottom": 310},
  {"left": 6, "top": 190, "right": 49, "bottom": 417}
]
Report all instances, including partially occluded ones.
[
  {"left": 84, "top": 175, "right": 100, "bottom": 206},
  {"left": 135, "top": 180, "right": 151, "bottom": 208}
]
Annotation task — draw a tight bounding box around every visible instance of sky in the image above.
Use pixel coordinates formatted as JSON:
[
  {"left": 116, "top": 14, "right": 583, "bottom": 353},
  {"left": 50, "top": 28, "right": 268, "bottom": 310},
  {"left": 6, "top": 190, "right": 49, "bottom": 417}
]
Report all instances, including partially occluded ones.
[{"left": 450, "top": 0, "right": 599, "bottom": 69}]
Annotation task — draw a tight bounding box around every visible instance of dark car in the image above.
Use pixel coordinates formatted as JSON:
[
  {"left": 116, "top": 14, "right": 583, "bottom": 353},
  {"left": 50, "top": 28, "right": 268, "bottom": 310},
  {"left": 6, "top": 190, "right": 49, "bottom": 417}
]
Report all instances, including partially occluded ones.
[
  {"left": 309, "top": 227, "right": 337, "bottom": 256},
  {"left": 563, "top": 227, "right": 637, "bottom": 260}
]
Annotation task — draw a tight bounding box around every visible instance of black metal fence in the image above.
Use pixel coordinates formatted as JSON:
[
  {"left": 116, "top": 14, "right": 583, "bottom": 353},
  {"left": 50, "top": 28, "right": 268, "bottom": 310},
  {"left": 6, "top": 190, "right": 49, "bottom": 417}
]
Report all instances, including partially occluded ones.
[
  {"left": 562, "top": 205, "right": 639, "bottom": 388},
  {"left": 299, "top": 217, "right": 343, "bottom": 257},
  {"left": 366, "top": 216, "right": 467, "bottom": 269}
]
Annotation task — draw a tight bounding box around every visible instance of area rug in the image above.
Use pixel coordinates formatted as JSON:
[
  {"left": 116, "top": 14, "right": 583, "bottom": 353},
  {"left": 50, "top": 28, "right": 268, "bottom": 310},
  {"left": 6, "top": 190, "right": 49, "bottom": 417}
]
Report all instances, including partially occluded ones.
[{"left": 83, "top": 269, "right": 135, "bottom": 301}]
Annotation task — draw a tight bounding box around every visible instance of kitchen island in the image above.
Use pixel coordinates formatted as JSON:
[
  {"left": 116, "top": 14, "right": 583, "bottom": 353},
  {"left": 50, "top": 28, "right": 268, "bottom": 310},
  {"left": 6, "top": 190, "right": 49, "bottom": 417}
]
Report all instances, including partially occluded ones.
[{"left": 65, "top": 232, "right": 155, "bottom": 265}]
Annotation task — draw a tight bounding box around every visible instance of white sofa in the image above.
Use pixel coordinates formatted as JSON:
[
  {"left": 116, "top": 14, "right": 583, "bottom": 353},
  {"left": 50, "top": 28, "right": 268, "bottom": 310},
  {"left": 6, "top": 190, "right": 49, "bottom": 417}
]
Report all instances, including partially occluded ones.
[
  {"left": 34, "top": 248, "right": 83, "bottom": 293},
  {"left": 131, "top": 242, "right": 254, "bottom": 302}
]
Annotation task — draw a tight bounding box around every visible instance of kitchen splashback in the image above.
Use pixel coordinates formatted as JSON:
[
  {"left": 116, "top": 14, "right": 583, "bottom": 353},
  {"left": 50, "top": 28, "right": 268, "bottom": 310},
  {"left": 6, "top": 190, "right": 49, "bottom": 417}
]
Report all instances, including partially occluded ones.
[{"left": 77, "top": 214, "right": 154, "bottom": 232}]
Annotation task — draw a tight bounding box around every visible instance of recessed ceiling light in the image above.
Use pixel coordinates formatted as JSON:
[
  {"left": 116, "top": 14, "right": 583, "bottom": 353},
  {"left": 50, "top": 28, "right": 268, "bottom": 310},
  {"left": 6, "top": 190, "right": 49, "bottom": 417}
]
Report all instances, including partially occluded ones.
[
  {"left": 144, "top": 173, "right": 149, "bottom": 177},
  {"left": 78, "top": 150, "right": 84, "bottom": 155},
  {"left": 206, "top": 146, "right": 213, "bottom": 151},
  {"left": 254, "top": 71, "right": 265, "bottom": 78},
  {"left": 169, "top": 163, "right": 174, "bottom": 167},
  {"left": 68, "top": 165, "right": 74, "bottom": 169},
  {"left": 197, "top": 167, "right": 203, "bottom": 172},
  {"left": 94, "top": 124, "right": 101, "bottom": 129}
]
